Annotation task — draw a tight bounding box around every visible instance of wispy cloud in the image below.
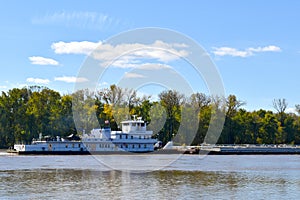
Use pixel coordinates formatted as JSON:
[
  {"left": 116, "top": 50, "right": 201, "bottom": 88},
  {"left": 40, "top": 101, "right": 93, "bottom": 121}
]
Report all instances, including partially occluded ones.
[
  {"left": 212, "top": 45, "right": 281, "bottom": 57},
  {"left": 248, "top": 45, "right": 281, "bottom": 53},
  {"left": 212, "top": 47, "right": 251, "bottom": 57},
  {"left": 51, "top": 41, "right": 101, "bottom": 55},
  {"left": 26, "top": 78, "right": 50, "bottom": 84},
  {"left": 124, "top": 72, "right": 146, "bottom": 79},
  {"left": 32, "top": 11, "right": 122, "bottom": 31},
  {"left": 54, "top": 76, "right": 89, "bottom": 83},
  {"left": 29, "top": 56, "right": 59, "bottom": 66},
  {"left": 138, "top": 63, "right": 172, "bottom": 70},
  {"left": 121, "top": 63, "right": 175, "bottom": 80}
]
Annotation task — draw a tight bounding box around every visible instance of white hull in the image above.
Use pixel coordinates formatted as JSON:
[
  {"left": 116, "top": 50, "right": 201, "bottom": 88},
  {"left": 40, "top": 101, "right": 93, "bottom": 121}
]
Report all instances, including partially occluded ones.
[{"left": 12, "top": 117, "right": 158, "bottom": 154}]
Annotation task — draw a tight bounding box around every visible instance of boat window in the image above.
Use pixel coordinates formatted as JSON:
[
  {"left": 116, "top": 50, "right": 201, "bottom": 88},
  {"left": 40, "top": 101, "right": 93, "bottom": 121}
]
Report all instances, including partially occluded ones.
[
  {"left": 131, "top": 135, "right": 133, "bottom": 139},
  {"left": 78, "top": 144, "right": 81, "bottom": 148},
  {"left": 139, "top": 136, "right": 141, "bottom": 139},
  {"left": 126, "top": 135, "right": 128, "bottom": 139},
  {"left": 132, "top": 144, "right": 135, "bottom": 148},
  {"left": 132, "top": 123, "right": 136, "bottom": 126},
  {"left": 120, "top": 135, "right": 122, "bottom": 139},
  {"left": 139, "top": 144, "right": 141, "bottom": 148},
  {"left": 144, "top": 144, "right": 147, "bottom": 148},
  {"left": 65, "top": 144, "right": 68, "bottom": 148}
]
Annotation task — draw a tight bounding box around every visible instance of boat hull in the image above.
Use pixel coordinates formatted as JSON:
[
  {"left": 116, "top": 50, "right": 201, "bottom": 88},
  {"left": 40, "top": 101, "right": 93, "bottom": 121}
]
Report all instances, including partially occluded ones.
[{"left": 12, "top": 150, "right": 155, "bottom": 155}]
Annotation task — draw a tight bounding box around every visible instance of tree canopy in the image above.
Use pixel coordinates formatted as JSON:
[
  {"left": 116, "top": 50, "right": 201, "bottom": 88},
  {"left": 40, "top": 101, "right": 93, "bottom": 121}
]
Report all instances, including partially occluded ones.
[{"left": 1, "top": 85, "right": 300, "bottom": 148}]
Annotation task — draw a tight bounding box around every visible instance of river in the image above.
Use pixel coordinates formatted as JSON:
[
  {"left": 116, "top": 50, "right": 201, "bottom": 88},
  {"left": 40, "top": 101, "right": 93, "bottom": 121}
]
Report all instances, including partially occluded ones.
[{"left": 1, "top": 152, "right": 300, "bottom": 199}]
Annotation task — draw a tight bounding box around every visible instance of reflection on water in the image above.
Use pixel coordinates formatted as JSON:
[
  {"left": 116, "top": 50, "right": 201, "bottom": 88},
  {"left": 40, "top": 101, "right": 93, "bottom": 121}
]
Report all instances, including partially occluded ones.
[
  {"left": 1, "top": 169, "right": 300, "bottom": 199},
  {"left": 1, "top": 155, "right": 300, "bottom": 199}
]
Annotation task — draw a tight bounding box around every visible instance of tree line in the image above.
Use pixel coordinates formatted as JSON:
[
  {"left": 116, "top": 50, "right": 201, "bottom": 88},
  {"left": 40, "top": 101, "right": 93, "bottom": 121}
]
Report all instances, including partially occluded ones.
[{"left": 1, "top": 85, "right": 300, "bottom": 148}]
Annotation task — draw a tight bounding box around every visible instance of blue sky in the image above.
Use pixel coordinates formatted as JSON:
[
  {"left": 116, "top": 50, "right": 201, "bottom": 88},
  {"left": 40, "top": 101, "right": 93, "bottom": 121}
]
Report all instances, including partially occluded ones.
[{"left": 1, "top": 0, "right": 300, "bottom": 112}]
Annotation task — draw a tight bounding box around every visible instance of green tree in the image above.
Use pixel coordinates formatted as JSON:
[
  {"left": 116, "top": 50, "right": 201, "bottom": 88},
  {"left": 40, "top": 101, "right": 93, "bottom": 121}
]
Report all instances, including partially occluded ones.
[
  {"left": 158, "top": 90, "right": 183, "bottom": 144},
  {"left": 258, "top": 112, "right": 278, "bottom": 144},
  {"left": 219, "top": 95, "right": 245, "bottom": 144},
  {"left": 72, "top": 89, "right": 99, "bottom": 134},
  {"left": 148, "top": 102, "right": 167, "bottom": 140}
]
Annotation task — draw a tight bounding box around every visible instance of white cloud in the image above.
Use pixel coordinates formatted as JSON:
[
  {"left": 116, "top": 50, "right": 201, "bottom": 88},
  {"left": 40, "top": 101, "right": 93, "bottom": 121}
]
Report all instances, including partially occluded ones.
[
  {"left": 212, "top": 45, "right": 281, "bottom": 57},
  {"left": 51, "top": 41, "right": 101, "bottom": 55},
  {"left": 32, "top": 11, "right": 120, "bottom": 31},
  {"left": 247, "top": 45, "right": 281, "bottom": 53},
  {"left": 0, "top": 85, "right": 7, "bottom": 89},
  {"left": 138, "top": 63, "right": 172, "bottom": 70},
  {"left": 26, "top": 78, "right": 50, "bottom": 84},
  {"left": 212, "top": 47, "right": 252, "bottom": 57},
  {"left": 54, "top": 76, "right": 89, "bottom": 83},
  {"left": 91, "top": 40, "right": 189, "bottom": 68},
  {"left": 124, "top": 72, "right": 146, "bottom": 79},
  {"left": 99, "top": 81, "right": 109, "bottom": 86},
  {"left": 51, "top": 40, "right": 189, "bottom": 68},
  {"left": 29, "top": 56, "right": 59, "bottom": 65},
  {"left": 116, "top": 63, "right": 175, "bottom": 81}
]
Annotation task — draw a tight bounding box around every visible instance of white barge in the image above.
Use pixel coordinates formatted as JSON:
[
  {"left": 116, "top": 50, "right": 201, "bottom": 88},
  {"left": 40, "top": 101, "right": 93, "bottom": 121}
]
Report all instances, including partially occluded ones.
[{"left": 10, "top": 117, "right": 157, "bottom": 155}]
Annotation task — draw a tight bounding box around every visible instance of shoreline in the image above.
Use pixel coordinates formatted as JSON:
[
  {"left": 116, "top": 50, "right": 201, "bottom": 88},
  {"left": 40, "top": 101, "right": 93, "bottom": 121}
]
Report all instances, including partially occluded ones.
[{"left": 4, "top": 146, "right": 300, "bottom": 155}]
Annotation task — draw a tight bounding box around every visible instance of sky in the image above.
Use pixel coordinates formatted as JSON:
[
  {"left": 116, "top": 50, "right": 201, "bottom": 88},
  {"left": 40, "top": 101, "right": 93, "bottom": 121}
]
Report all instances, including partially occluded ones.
[{"left": 1, "top": 0, "right": 300, "bottom": 112}]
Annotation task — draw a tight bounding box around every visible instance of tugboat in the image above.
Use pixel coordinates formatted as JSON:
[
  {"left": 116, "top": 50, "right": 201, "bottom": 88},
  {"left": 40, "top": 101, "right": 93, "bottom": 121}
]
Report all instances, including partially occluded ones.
[{"left": 9, "top": 116, "right": 157, "bottom": 154}]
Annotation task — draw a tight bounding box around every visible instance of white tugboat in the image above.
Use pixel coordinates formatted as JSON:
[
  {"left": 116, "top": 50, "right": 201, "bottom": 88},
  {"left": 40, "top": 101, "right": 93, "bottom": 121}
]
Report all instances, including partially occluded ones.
[{"left": 11, "top": 116, "right": 157, "bottom": 154}]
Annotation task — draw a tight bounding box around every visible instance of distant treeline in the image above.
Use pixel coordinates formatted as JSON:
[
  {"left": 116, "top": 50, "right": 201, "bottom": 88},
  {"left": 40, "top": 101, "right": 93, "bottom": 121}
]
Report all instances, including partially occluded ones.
[{"left": 1, "top": 85, "right": 300, "bottom": 148}]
